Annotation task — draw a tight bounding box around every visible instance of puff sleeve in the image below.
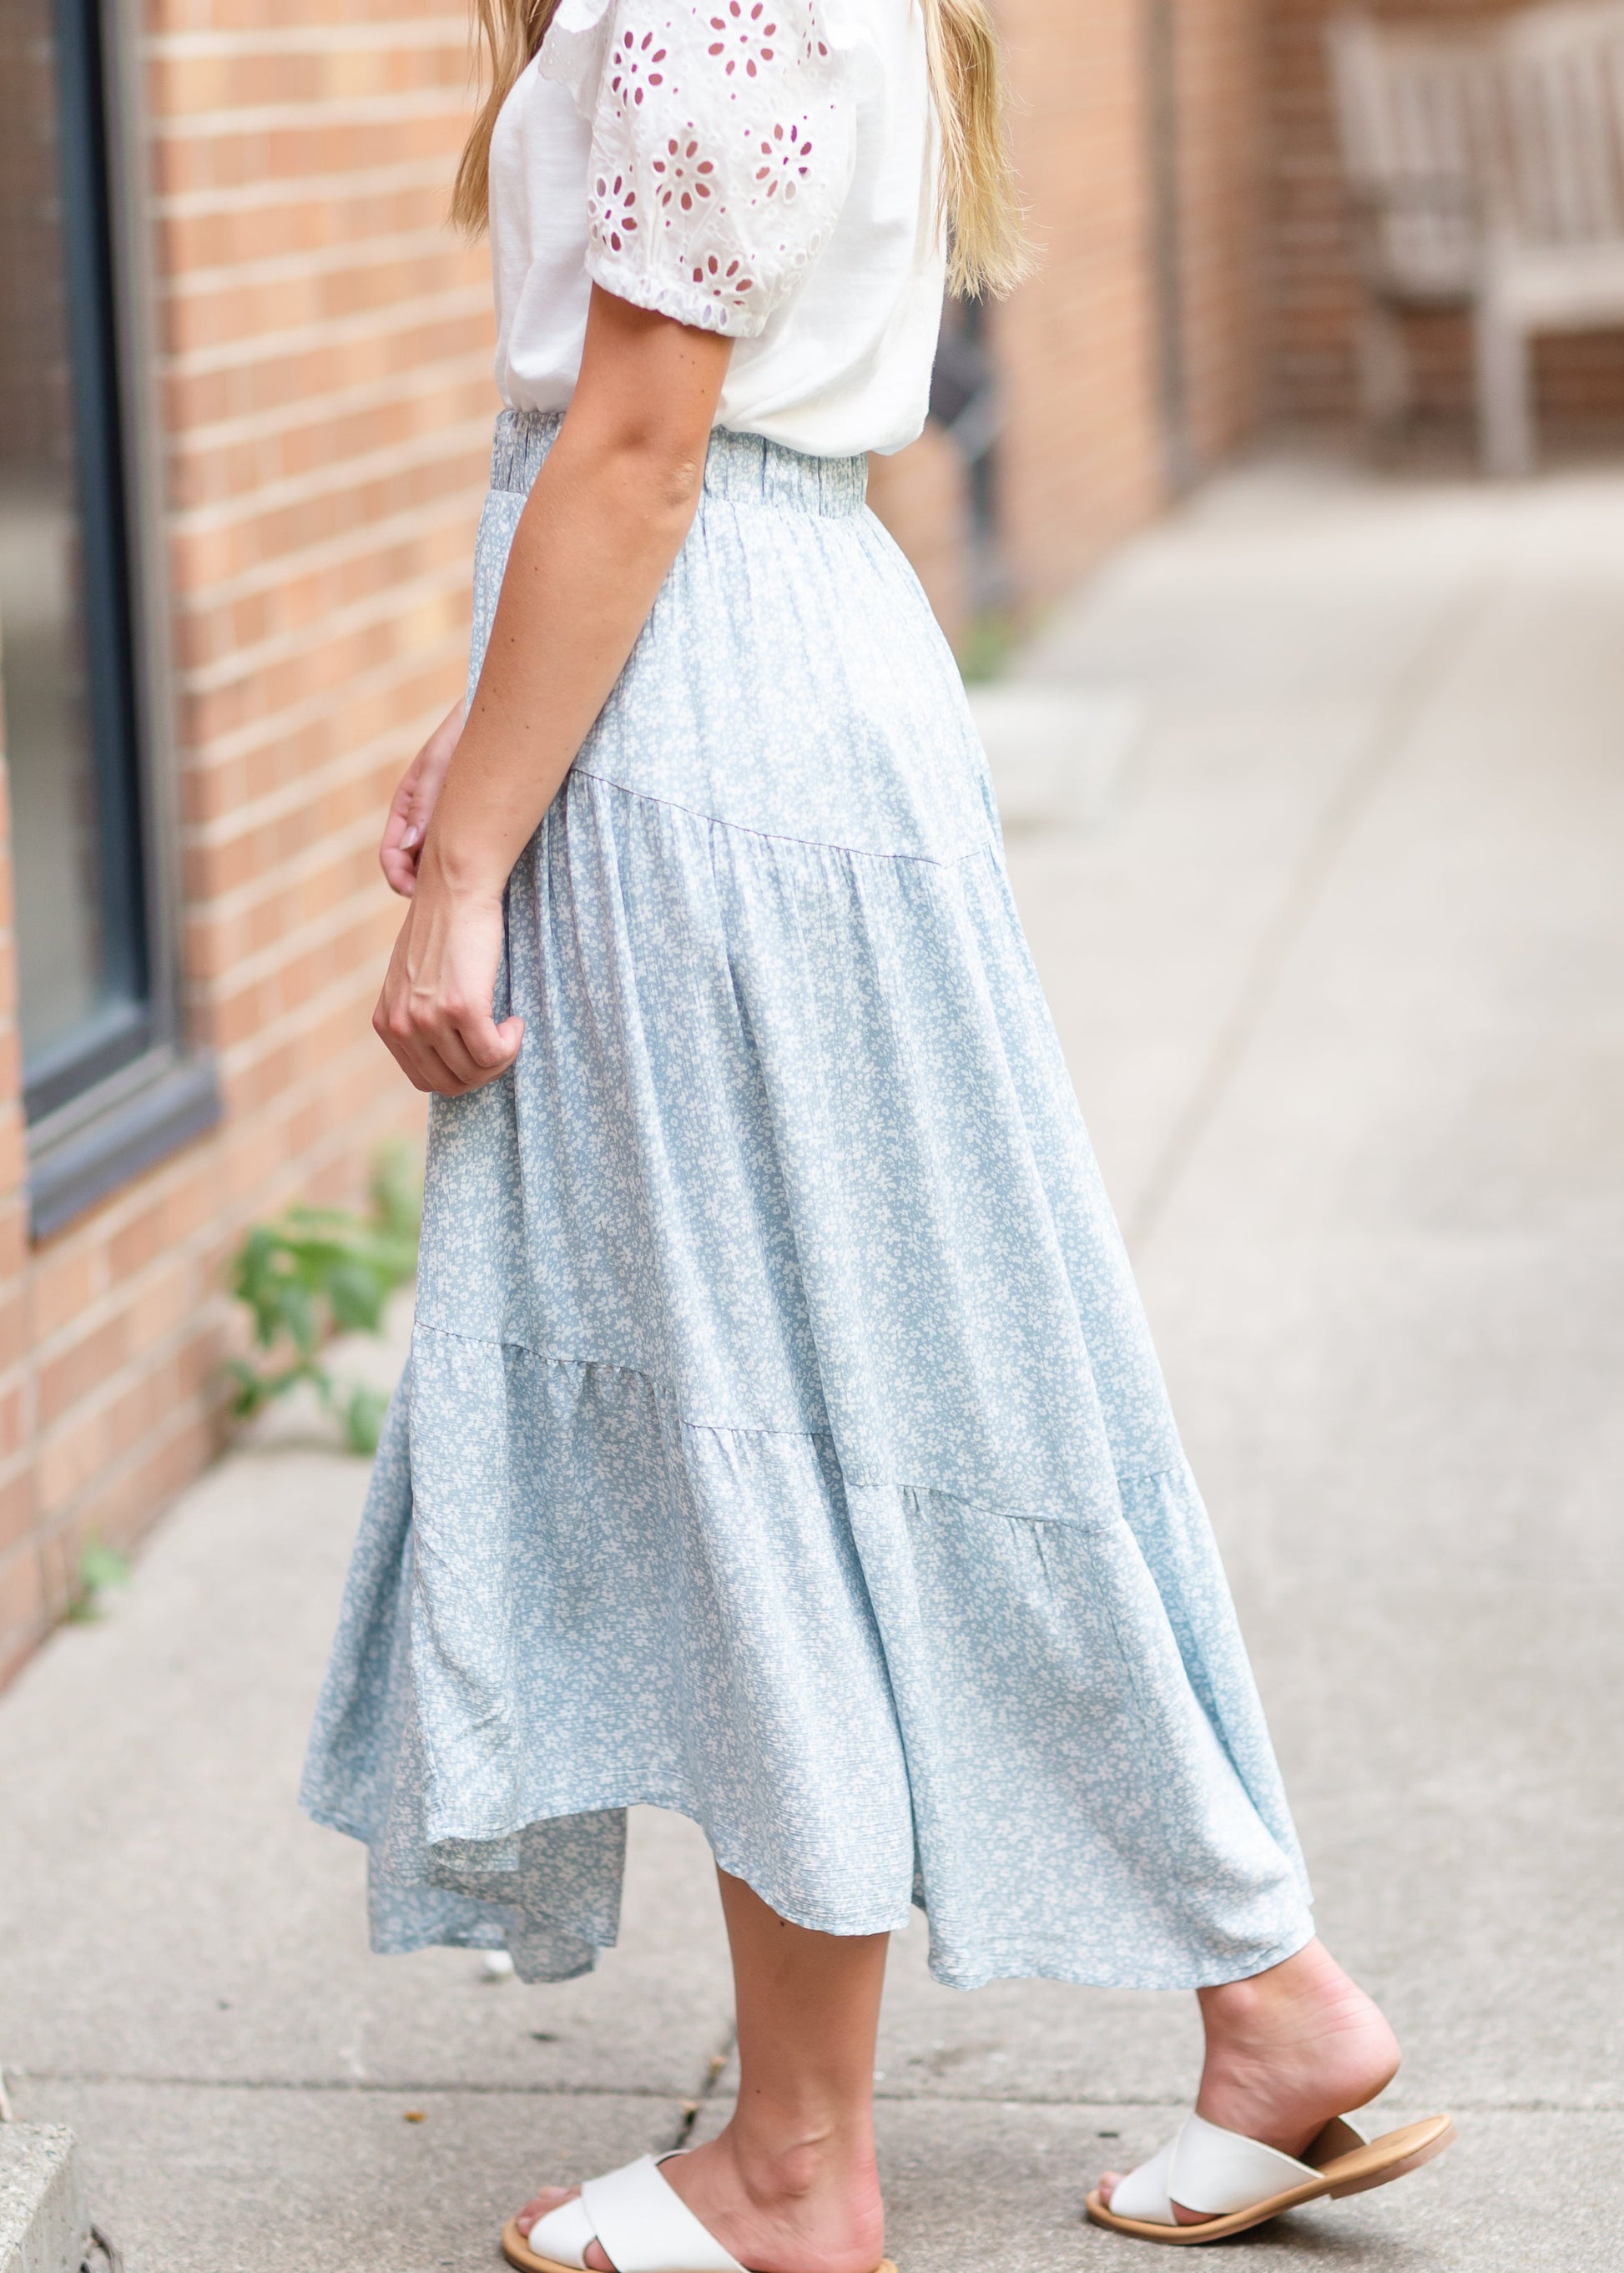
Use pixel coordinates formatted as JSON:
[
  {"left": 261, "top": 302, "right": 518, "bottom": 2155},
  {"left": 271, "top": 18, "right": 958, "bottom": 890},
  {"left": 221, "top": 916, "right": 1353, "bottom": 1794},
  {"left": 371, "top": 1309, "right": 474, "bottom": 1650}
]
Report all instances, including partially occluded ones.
[{"left": 537, "top": 0, "right": 855, "bottom": 337}]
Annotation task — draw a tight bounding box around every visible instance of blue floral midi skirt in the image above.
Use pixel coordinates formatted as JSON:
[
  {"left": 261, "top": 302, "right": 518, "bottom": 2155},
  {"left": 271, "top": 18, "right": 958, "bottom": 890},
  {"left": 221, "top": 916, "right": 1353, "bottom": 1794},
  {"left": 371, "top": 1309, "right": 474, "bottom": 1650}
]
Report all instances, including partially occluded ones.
[{"left": 300, "top": 411, "right": 1314, "bottom": 1992}]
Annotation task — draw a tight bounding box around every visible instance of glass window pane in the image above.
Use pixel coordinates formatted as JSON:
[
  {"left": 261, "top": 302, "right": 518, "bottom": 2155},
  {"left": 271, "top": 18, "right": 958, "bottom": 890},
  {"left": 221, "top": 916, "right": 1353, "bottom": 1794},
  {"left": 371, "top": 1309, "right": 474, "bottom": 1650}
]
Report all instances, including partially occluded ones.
[{"left": 0, "top": 0, "right": 150, "bottom": 1116}]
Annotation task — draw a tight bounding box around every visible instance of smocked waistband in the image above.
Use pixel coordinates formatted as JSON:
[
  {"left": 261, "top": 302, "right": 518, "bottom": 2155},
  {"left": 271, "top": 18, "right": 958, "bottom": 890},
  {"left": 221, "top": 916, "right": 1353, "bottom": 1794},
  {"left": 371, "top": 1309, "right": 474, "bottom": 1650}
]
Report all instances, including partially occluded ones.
[{"left": 489, "top": 409, "right": 868, "bottom": 517}]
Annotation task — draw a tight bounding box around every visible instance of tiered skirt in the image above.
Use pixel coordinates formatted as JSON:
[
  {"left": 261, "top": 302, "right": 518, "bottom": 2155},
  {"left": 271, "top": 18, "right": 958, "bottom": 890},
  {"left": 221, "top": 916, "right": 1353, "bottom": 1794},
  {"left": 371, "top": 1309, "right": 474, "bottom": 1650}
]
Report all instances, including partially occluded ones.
[{"left": 300, "top": 411, "right": 1314, "bottom": 1991}]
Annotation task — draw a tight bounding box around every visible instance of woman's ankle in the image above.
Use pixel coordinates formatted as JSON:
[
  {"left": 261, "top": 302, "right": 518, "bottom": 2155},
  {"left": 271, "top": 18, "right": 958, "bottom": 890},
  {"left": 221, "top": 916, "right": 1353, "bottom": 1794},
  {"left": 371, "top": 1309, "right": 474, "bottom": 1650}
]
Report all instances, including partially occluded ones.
[
  {"left": 717, "top": 2114, "right": 880, "bottom": 2208},
  {"left": 662, "top": 2123, "right": 885, "bottom": 2273},
  {"left": 1193, "top": 1942, "right": 1400, "bottom": 2155},
  {"left": 1200, "top": 1940, "right": 1391, "bottom": 2049}
]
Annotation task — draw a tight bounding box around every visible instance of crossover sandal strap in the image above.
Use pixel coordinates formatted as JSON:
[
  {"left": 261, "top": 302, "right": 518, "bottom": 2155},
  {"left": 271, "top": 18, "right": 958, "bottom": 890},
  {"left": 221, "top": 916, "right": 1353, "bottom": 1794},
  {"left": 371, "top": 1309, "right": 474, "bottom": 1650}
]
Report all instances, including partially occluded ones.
[
  {"left": 1107, "top": 2111, "right": 1341, "bottom": 2225},
  {"left": 533, "top": 2154, "right": 746, "bottom": 2273},
  {"left": 1168, "top": 2113, "right": 1323, "bottom": 2216},
  {"left": 525, "top": 2194, "right": 598, "bottom": 2269},
  {"left": 1105, "top": 2134, "right": 1182, "bottom": 2225}
]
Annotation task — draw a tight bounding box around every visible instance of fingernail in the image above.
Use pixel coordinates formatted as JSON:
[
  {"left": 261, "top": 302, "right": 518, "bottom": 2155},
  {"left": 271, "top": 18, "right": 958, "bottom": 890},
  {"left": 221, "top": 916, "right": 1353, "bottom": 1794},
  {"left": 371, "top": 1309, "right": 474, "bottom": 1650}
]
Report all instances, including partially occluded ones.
[{"left": 401, "top": 824, "right": 421, "bottom": 849}]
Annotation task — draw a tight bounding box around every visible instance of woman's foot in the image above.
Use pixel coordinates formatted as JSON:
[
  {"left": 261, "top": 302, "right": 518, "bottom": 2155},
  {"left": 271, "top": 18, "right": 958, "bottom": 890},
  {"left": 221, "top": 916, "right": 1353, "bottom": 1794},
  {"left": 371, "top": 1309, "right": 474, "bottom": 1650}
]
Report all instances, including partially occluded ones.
[
  {"left": 514, "top": 2119, "right": 886, "bottom": 2273},
  {"left": 1097, "top": 1938, "right": 1400, "bottom": 2226},
  {"left": 517, "top": 1872, "right": 890, "bottom": 2270}
]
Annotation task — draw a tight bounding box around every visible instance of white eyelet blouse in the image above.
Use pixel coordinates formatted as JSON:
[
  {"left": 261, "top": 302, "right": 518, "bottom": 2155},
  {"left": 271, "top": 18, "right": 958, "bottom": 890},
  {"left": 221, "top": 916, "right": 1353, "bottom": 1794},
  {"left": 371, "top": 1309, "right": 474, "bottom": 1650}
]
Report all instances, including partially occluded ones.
[{"left": 487, "top": 0, "right": 947, "bottom": 457}]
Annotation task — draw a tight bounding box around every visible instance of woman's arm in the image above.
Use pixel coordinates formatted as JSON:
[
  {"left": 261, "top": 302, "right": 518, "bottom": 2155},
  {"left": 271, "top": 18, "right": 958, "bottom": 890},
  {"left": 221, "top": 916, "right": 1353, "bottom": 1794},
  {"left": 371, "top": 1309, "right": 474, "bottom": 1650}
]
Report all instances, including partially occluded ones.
[{"left": 374, "top": 286, "right": 732, "bottom": 1095}]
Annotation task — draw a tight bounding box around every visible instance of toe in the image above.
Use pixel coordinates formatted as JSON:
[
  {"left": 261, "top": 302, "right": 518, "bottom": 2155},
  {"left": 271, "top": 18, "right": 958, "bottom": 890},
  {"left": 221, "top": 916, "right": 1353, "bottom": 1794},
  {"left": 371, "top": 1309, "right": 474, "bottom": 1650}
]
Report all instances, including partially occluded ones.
[
  {"left": 515, "top": 2183, "right": 578, "bottom": 2238},
  {"left": 1097, "top": 2173, "right": 1122, "bottom": 2206}
]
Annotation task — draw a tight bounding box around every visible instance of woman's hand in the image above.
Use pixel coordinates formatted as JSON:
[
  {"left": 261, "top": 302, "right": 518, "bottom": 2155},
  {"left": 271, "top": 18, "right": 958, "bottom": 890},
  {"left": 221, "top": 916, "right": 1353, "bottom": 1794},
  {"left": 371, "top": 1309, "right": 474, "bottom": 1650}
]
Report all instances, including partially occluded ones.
[
  {"left": 381, "top": 700, "right": 464, "bottom": 897},
  {"left": 372, "top": 856, "right": 525, "bottom": 1095}
]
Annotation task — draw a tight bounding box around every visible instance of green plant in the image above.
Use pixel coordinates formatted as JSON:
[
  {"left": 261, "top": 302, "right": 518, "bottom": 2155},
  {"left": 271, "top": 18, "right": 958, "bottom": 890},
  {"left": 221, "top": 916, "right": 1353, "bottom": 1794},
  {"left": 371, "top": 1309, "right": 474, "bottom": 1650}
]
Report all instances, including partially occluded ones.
[
  {"left": 64, "top": 1539, "right": 132, "bottom": 1623},
  {"left": 956, "top": 606, "right": 1020, "bottom": 686},
  {"left": 226, "top": 1142, "right": 422, "bottom": 1454}
]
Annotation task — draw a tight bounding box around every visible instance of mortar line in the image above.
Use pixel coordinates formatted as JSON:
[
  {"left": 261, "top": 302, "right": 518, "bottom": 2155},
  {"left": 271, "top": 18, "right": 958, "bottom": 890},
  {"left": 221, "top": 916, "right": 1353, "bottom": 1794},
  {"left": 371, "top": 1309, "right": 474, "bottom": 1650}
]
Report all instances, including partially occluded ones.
[{"left": 1123, "top": 569, "right": 1500, "bottom": 1257}]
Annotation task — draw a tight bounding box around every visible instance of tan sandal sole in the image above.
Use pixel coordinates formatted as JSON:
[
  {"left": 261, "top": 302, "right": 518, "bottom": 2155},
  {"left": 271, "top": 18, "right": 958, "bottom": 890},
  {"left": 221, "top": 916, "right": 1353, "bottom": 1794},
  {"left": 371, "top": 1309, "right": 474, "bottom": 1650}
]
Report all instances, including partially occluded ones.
[
  {"left": 1083, "top": 2114, "right": 1455, "bottom": 2244},
  {"left": 501, "top": 2222, "right": 899, "bottom": 2273}
]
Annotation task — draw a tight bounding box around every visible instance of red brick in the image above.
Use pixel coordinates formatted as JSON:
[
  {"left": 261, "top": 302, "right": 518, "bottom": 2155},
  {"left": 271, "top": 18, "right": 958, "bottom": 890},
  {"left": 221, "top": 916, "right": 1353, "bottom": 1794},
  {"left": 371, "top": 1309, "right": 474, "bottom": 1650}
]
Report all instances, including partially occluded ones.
[
  {"left": 38, "top": 1316, "right": 132, "bottom": 1433},
  {"left": 0, "top": 1466, "right": 34, "bottom": 1558},
  {"left": 0, "top": 1545, "right": 47, "bottom": 1684},
  {"left": 30, "top": 1245, "right": 101, "bottom": 1343}
]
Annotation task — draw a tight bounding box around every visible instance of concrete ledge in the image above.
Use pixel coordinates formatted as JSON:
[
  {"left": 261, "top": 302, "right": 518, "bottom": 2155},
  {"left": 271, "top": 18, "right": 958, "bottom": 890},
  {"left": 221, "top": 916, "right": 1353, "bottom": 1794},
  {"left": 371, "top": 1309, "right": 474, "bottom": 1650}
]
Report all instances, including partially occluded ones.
[{"left": 0, "top": 2127, "right": 89, "bottom": 2273}]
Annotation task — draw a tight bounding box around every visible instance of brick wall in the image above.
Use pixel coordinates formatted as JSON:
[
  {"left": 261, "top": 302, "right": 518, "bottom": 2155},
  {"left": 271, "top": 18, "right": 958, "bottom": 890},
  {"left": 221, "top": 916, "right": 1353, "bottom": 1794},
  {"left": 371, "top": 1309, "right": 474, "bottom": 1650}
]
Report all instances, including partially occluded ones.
[
  {"left": 1266, "top": 0, "right": 1624, "bottom": 425},
  {"left": 866, "top": 425, "right": 972, "bottom": 646},
  {"left": 1178, "top": 0, "right": 1267, "bottom": 463},
  {"left": 0, "top": 15, "right": 69, "bottom": 457},
  {"left": 991, "top": 0, "right": 1164, "bottom": 612},
  {"left": 873, "top": 0, "right": 1271, "bottom": 628},
  {"left": 0, "top": 0, "right": 493, "bottom": 1684}
]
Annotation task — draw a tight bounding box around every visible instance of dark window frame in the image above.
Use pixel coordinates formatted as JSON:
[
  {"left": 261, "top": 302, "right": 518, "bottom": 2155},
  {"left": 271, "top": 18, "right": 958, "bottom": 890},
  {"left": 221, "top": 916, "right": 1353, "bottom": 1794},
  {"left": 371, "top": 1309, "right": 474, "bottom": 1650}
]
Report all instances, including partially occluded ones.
[{"left": 23, "top": 0, "right": 219, "bottom": 1239}]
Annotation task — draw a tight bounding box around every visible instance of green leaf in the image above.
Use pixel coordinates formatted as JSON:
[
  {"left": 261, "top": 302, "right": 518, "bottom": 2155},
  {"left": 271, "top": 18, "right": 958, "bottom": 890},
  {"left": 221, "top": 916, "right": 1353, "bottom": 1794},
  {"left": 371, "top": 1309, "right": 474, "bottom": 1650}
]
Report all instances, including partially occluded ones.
[
  {"left": 65, "top": 1538, "right": 133, "bottom": 1623},
  {"left": 223, "top": 1142, "right": 421, "bottom": 1446},
  {"left": 224, "top": 1358, "right": 270, "bottom": 1417},
  {"left": 325, "top": 1260, "right": 387, "bottom": 1335},
  {"left": 341, "top": 1383, "right": 390, "bottom": 1457},
  {"left": 78, "top": 1541, "right": 131, "bottom": 1596},
  {"left": 371, "top": 1139, "right": 425, "bottom": 1243}
]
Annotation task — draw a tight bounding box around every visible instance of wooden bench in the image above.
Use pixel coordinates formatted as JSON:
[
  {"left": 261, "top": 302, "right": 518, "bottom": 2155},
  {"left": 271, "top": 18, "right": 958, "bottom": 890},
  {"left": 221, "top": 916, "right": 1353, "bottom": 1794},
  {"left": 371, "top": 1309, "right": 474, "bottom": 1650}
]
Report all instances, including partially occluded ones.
[{"left": 1328, "top": 4, "right": 1624, "bottom": 471}]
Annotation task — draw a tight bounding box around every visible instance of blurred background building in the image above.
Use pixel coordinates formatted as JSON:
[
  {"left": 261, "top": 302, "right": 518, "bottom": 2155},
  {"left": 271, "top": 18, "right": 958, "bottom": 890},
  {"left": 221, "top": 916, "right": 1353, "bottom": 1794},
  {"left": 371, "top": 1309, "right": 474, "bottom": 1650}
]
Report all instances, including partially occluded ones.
[{"left": 3, "top": 0, "right": 1623, "bottom": 1684}]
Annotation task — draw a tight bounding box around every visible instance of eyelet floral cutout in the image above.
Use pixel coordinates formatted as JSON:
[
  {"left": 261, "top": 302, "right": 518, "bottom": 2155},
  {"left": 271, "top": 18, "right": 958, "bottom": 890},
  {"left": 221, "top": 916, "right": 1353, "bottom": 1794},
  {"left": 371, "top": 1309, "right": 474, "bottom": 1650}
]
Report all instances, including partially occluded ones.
[
  {"left": 607, "top": 26, "right": 668, "bottom": 108},
  {"left": 540, "top": 0, "right": 853, "bottom": 338},
  {"left": 753, "top": 118, "right": 814, "bottom": 201},
  {"left": 589, "top": 169, "right": 640, "bottom": 255},
  {"left": 652, "top": 137, "right": 717, "bottom": 216},
  {"left": 707, "top": 0, "right": 778, "bottom": 78},
  {"left": 689, "top": 252, "right": 754, "bottom": 315}
]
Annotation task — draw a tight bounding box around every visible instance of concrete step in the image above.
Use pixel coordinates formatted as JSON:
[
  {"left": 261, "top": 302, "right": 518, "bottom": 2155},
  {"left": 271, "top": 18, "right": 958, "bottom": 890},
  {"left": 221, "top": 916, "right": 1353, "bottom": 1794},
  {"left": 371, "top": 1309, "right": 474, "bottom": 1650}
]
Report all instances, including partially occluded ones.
[{"left": 0, "top": 2125, "right": 88, "bottom": 2273}]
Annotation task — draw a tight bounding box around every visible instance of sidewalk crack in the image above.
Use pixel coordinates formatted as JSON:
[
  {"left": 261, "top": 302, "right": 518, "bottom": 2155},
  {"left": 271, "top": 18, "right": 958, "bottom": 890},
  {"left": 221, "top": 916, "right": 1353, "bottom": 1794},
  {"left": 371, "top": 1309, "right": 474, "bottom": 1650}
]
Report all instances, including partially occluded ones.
[{"left": 667, "top": 2025, "right": 738, "bottom": 2152}]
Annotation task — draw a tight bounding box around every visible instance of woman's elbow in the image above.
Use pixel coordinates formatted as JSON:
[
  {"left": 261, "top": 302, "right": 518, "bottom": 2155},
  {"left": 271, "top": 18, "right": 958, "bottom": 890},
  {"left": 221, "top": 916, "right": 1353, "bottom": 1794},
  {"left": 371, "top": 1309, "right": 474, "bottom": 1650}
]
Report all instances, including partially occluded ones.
[
  {"left": 640, "top": 437, "right": 709, "bottom": 517},
  {"left": 562, "top": 418, "right": 710, "bottom": 523},
  {"left": 567, "top": 288, "right": 733, "bottom": 512}
]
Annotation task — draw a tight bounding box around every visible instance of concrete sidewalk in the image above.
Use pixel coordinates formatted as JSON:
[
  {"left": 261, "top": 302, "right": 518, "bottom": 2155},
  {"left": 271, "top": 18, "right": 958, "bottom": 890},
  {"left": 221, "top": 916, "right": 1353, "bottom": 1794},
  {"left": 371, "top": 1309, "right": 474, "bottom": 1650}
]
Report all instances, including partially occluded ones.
[{"left": 3, "top": 451, "right": 1621, "bottom": 2271}]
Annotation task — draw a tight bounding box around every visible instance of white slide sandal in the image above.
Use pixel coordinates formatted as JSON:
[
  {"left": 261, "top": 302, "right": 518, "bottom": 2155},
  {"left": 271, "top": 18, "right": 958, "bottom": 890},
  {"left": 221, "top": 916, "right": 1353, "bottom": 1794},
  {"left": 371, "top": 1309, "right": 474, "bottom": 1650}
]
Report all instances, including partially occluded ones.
[
  {"left": 501, "top": 2151, "right": 900, "bottom": 2273},
  {"left": 1084, "top": 2109, "right": 1455, "bottom": 2244}
]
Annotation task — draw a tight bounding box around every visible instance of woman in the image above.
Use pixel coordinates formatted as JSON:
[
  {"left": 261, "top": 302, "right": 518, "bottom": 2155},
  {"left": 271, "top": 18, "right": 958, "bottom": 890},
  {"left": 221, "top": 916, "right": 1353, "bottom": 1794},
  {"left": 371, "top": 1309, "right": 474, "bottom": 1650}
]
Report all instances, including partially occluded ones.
[{"left": 301, "top": 0, "right": 1454, "bottom": 2260}]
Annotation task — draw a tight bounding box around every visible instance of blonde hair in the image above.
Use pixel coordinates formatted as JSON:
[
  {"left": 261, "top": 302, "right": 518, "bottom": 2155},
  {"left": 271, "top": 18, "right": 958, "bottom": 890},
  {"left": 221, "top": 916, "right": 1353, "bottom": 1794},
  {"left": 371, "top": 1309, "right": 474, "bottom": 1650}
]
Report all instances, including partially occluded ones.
[{"left": 451, "top": 0, "right": 1029, "bottom": 298}]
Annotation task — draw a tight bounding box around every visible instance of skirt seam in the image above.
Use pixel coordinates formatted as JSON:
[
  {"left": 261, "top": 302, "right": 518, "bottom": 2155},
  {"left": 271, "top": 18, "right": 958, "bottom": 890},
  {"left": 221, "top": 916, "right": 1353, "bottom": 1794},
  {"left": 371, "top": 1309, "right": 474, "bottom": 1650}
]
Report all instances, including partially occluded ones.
[
  {"left": 567, "top": 762, "right": 996, "bottom": 872},
  {"left": 413, "top": 1318, "right": 831, "bottom": 1441},
  {"left": 411, "top": 1319, "right": 1188, "bottom": 1496}
]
